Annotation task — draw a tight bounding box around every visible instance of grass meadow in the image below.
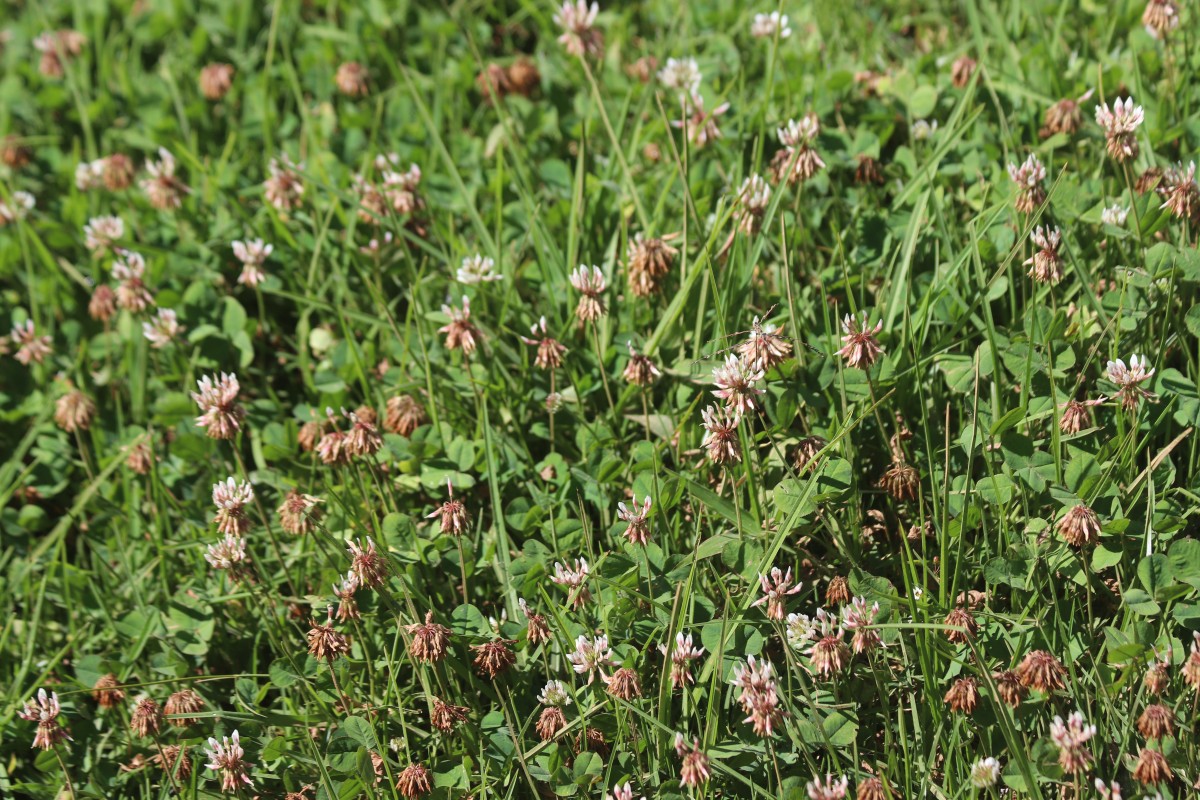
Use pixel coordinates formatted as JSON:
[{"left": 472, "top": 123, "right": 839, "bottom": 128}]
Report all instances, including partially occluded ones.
[{"left": 2, "top": 0, "right": 1200, "bottom": 798}]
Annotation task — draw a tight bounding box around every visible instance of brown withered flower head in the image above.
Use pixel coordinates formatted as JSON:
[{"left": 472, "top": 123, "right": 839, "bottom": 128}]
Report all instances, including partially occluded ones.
[
  {"left": 89, "top": 284, "right": 118, "bottom": 322},
  {"left": 472, "top": 639, "right": 517, "bottom": 679},
  {"left": 92, "top": 674, "right": 125, "bottom": 709},
  {"left": 154, "top": 744, "right": 192, "bottom": 782},
  {"left": 1137, "top": 167, "right": 1166, "bottom": 195},
  {"left": 1185, "top": 632, "right": 1200, "bottom": 690},
  {"left": 626, "top": 233, "right": 679, "bottom": 297},
  {"left": 476, "top": 63, "right": 510, "bottom": 104},
  {"left": 1137, "top": 703, "right": 1175, "bottom": 740},
  {"left": 427, "top": 480, "right": 470, "bottom": 536},
  {"left": 738, "top": 316, "right": 793, "bottom": 372},
  {"left": 199, "top": 63, "right": 234, "bottom": 100},
  {"left": 336, "top": 61, "right": 370, "bottom": 97},
  {"left": 856, "top": 776, "right": 892, "bottom": 800},
  {"left": 793, "top": 436, "right": 826, "bottom": 472},
  {"left": 1040, "top": 93, "right": 1088, "bottom": 139},
  {"left": 879, "top": 461, "right": 919, "bottom": 501},
  {"left": 347, "top": 537, "right": 389, "bottom": 589},
  {"left": 430, "top": 697, "right": 469, "bottom": 733},
  {"left": 536, "top": 706, "right": 567, "bottom": 740},
  {"left": 439, "top": 296, "right": 481, "bottom": 356},
  {"left": 622, "top": 342, "right": 661, "bottom": 386},
  {"left": 306, "top": 607, "right": 351, "bottom": 661},
  {"left": 1024, "top": 226, "right": 1063, "bottom": 284},
  {"left": 627, "top": 55, "right": 657, "bottom": 83},
  {"left": 569, "top": 265, "right": 607, "bottom": 322},
  {"left": 1144, "top": 656, "right": 1170, "bottom": 696},
  {"left": 55, "top": 388, "right": 96, "bottom": 433},
  {"left": 277, "top": 490, "right": 322, "bottom": 535},
  {"left": 1058, "top": 503, "right": 1101, "bottom": 547},
  {"left": 604, "top": 667, "right": 642, "bottom": 701},
  {"left": 1059, "top": 397, "right": 1103, "bottom": 434},
  {"left": 264, "top": 154, "right": 305, "bottom": 212},
  {"left": 837, "top": 312, "right": 884, "bottom": 369},
  {"left": 385, "top": 394, "right": 427, "bottom": 436},
  {"left": 130, "top": 697, "right": 164, "bottom": 738},
  {"left": 825, "top": 576, "right": 851, "bottom": 607},
  {"left": 406, "top": 612, "right": 451, "bottom": 663},
  {"left": 1161, "top": 162, "right": 1200, "bottom": 224},
  {"left": 34, "top": 30, "right": 86, "bottom": 79},
  {"left": 943, "top": 608, "right": 979, "bottom": 643},
  {"left": 519, "top": 598, "right": 552, "bottom": 645},
  {"left": 993, "top": 669, "right": 1028, "bottom": 708},
  {"left": 1132, "top": 746, "right": 1172, "bottom": 786},
  {"left": 855, "top": 155, "right": 884, "bottom": 186},
  {"left": 396, "top": 763, "right": 432, "bottom": 799},
  {"left": 506, "top": 58, "right": 540, "bottom": 96},
  {"left": 127, "top": 441, "right": 153, "bottom": 475},
  {"left": 164, "top": 688, "right": 205, "bottom": 727},
  {"left": 1016, "top": 649, "right": 1066, "bottom": 693},
  {"left": 104, "top": 153, "right": 135, "bottom": 190},
  {"left": 1, "top": 136, "right": 32, "bottom": 170},
  {"left": 1142, "top": 0, "right": 1181, "bottom": 39},
  {"left": 343, "top": 408, "right": 383, "bottom": 458},
  {"left": 701, "top": 404, "right": 742, "bottom": 465},
  {"left": 333, "top": 573, "right": 360, "bottom": 623},
  {"left": 944, "top": 677, "right": 980, "bottom": 714},
  {"left": 520, "top": 316, "right": 568, "bottom": 370},
  {"left": 950, "top": 55, "right": 976, "bottom": 88}
]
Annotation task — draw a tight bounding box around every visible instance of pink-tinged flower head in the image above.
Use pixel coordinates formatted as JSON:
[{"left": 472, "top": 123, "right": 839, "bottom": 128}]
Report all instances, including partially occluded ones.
[
  {"left": 808, "top": 608, "right": 850, "bottom": 676},
  {"left": 0, "top": 190, "right": 35, "bottom": 225},
  {"left": 616, "top": 495, "right": 652, "bottom": 545},
  {"left": 1007, "top": 154, "right": 1047, "bottom": 213},
  {"left": 738, "top": 316, "right": 793, "bottom": 371},
  {"left": 1094, "top": 778, "right": 1123, "bottom": 800},
  {"left": 671, "top": 93, "right": 730, "bottom": 149},
  {"left": 143, "top": 308, "right": 184, "bottom": 349},
  {"left": 333, "top": 571, "right": 360, "bottom": 621},
  {"left": 205, "top": 534, "right": 248, "bottom": 573},
  {"left": 204, "top": 730, "right": 253, "bottom": 792},
  {"left": 1106, "top": 354, "right": 1157, "bottom": 412},
  {"left": 836, "top": 312, "right": 884, "bottom": 369},
  {"left": 674, "top": 734, "right": 711, "bottom": 788},
  {"left": 553, "top": 0, "right": 603, "bottom": 58},
  {"left": 752, "top": 566, "right": 802, "bottom": 620},
  {"left": 233, "top": 238, "right": 272, "bottom": 287},
  {"left": 520, "top": 316, "right": 568, "bottom": 370},
  {"left": 773, "top": 114, "right": 825, "bottom": 183},
  {"left": 427, "top": 479, "right": 470, "bottom": 536},
  {"left": 551, "top": 558, "right": 592, "bottom": 608},
  {"left": 439, "top": 296, "right": 481, "bottom": 356},
  {"left": 712, "top": 354, "right": 765, "bottom": 417},
  {"left": 18, "top": 688, "right": 71, "bottom": 750},
  {"left": 1059, "top": 397, "right": 1104, "bottom": 434},
  {"left": 1160, "top": 161, "right": 1199, "bottom": 222},
  {"left": 1143, "top": 0, "right": 1180, "bottom": 38},
  {"left": 806, "top": 774, "right": 849, "bottom": 800},
  {"left": 10, "top": 320, "right": 53, "bottom": 365},
  {"left": 113, "top": 250, "right": 154, "bottom": 312},
  {"left": 734, "top": 174, "right": 771, "bottom": 234},
  {"left": 380, "top": 162, "right": 423, "bottom": 214},
  {"left": 623, "top": 342, "right": 661, "bottom": 386},
  {"left": 347, "top": 536, "right": 389, "bottom": 589},
  {"left": 701, "top": 404, "right": 742, "bottom": 464},
  {"left": 841, "top": 596, "right": 883, "bottom": 653},
  {"left": 1095, "top": 98, "right": 1144, "bottom": 162},
  {"left": 609, "top": 782, "right": 645, "bottom": 800},
  {"left": 141, "top": 148, "right": 189, "bottom": 210},
  {"left": 567, "top": 634, "right": 615, "bottom": 683},
  {"left": 731, "top": 655, "right": 783, "bottom": 737},
  {"left": 518, "top": 597, "right": 552, "bottom": 644},
  {"left": 264, "top": 155, "right": 305, "bottom": 211},
  {"left": 569, "top": 265, "right": 608, "bottom": 321},
  {"left": 659, "top": 632, "right": 705, "bottom": 688},
  {"left": 192, "top": 373, "right": 245, "bottom": 440},
  {"left": 1050, "top": 710, "right": 1096, "bottom": 774},
  {"left": 212, "top": 477, "right": 254, "bottom": 536},
  {"left": 84, "top": 215, "right": 124, "bottom": 255},
  {"left": 1024, "top": 225, "right": 1064, "bottom": 284}
]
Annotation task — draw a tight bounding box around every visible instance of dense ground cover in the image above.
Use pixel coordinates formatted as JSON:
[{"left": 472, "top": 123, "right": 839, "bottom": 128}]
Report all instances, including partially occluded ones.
[{"left": 2, "top": 0, "right": 1200, "bottom": 798}]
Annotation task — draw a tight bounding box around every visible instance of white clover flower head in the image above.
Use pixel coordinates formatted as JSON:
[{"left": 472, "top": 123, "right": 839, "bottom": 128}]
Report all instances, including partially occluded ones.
[
  {"left": 1007, "top": 153, "right": 1046, "bottom": 187},
  {"left": 1095, "top": 97, "right": 1144, "bottom": 135},
  {"left": 778, "top": 114, "right": 820, "bottom": 147},
  {"left": 969, "top": 757, "right": 1001, "bottom": 788},
  {"left": 1101, "top": 204, "right": 1129, "bottom": 226},
  {"left": 537, "top": 680, "right": 572, "bottom": 707},
  {"left": 751, "top": 11, "right": 792, "bottom": 39},
  {"left": 232, "top": 238, "right": 273, "bottom": 266},
  {"left": 658, "top": 57, "right": 702, "bottom": 96},
  {"left": 457, "top": 253, "right": 502, "bottom": 284},
  {"left": 911, "top": 119, "right": 938, "bottom": 140},
  {"left": 143, "top": 307, "right": 184, "bottom": 349},
  {"left": 567, "top": 634, "right": 615, "bottom": 683},
  {"left": 84, "top": 215, "right": 124, "bottom": 254}
]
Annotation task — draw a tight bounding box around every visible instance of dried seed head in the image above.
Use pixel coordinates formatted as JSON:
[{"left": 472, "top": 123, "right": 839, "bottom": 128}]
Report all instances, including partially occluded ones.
[
  {"left": 396, "top": 763, "right": 432, "bottom": 799},
  {"left": 825, "top": 576, "right": 851, "bottom": 607},
  {"left": 605, "top": 667, "right": 642, "bottom": 700},
  {"left": 1131, "top": 746, "right": 1171, "bottom": 786},
  {"left": 626, "top": 233, "right": 679, "bottom": 297},
  {"left": 1058, "top": 504, "right": 1101, "bottom": 547},
  {"left": 92, "top": 674, "right": 125, "bottom": 709},
  {"left": 154, "top": 744, "right": 192, "bottom": 781},
  {"left": 1041, "top": 96, "right": 1084, "bottom": 138},
  {"left": 476, "top": 62, "right": 510, "bottom": 104},
  {"left": 1144, "top": 658, "right": 1170, "bottom": 695},
  {"left": 520, "top": 316, "right": 568, "bottom": 370},
  {"left": 950, "top": 55, "right": 976, "bottom": 88},
  {"left": 278, "top": 490, "right": 322, "bottom": 535},
  {"left": 944, "top": 677, "right": 980, "bottom": 714},
  {"left": 89, "top": 284, "right": 118, "bottom": 322},
  {"left": 701, "top": 404, "right": 741, "bottom": 465},
  {"left": 622, "top": 342, "right": 661, "bottom": 386},
  {"left": 1137, "top": 703, "right": 1175, "bottom": 740},
  {"left": 1024, "top": 225, "right": 1063, "bottom": 284},
  {"left": 55, "top": 389, "right": 96, "bottom": 433},
  {"left": 793, "top": 436, "right": 826, "bottom": 472},
  {"left": 430, "top": 697, "right": 469, "bottom": 732},
  {"left": 385, "top": 394, "right": 427, "bottom": 436},
  {"left": 1016, "top": 649, "right": 1066, "bottom": 693},
  {"left": 103, "top": 153, "right": 135, "bottom": 190},
  {"left": 307, "top": 608, "right": 351, "bottom": 661},
  {"left": 993, "top": 669, "right": 1028, "bottom": 708},
  {"left": 837, "top": 313, "right": 884, "bottom": 369},
  {"left": 943, "top": 608, "right": 979, "bottom": 643},
  {"left": 264, "top": 155, "right": 305, "bottom": 212},
  {"left": 471, "top": 639, "right": 517, "bottom": 679},
  {"left": 405, "top": 612, "right": 451, "bottom": 663},
  {"left": 164, "top": 689, "right": 205, "bottom": 727},
  {"left": 130, "top": 697, "right": 164, "bottom": 738},
  {"left": 1142, "top": 0, "right": 1180, "bottom": 39},
  {"left": 347, "top": 537, "right": 390, "bottom": 589},
  {"left": 856, "top": 776, "right": 891, "bottom": 800},
  {"left": 506, "top": 58, "right": 540, "bottom": 96},
  {"left": 336, "top": 61, "right": 370, "bottom": 97},
  {"left": 569, "top": 265, "right": 608, "bottom": 322},
  {"left": 879, "top": 461, "right": 919, "bottom": 501},
  {"left": 439, "top": 296, "right": 482, "bottom": 356},
  {"left": 536, "top": 706, "right": 567, "bottom": 740},
  {"left": 199, "top": 63, "right": 234, "bottom": 100}
]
